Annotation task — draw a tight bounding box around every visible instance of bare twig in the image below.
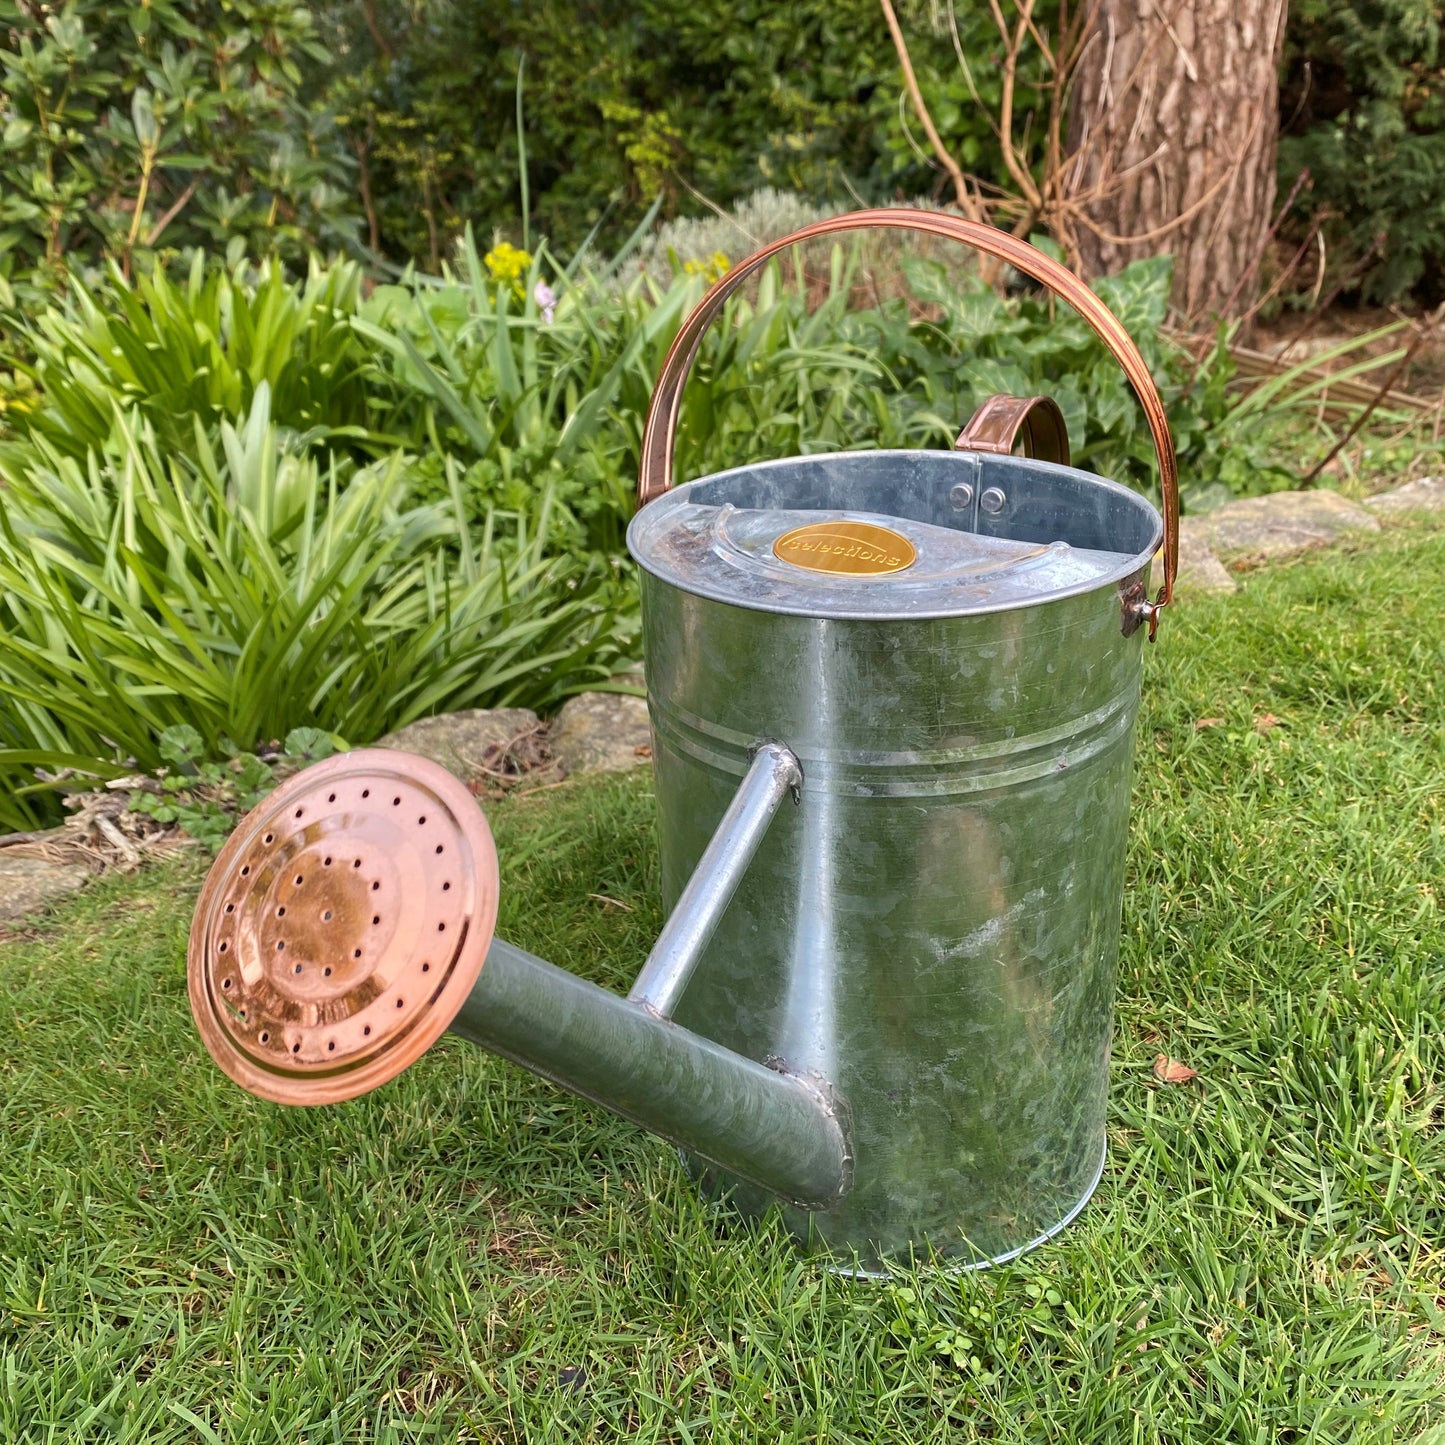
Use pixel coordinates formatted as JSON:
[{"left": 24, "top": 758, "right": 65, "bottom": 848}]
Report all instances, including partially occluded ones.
[
  {"left": 879, "top": 0, "right": 987, "bottom": 225},
  {"left": 144, "top": 178, "right": 199, "bottom": 249},
  {"left": 360, "top": 0, "right": 396, "bottom": 60},
  {"left": 1213, "top": 166, "right": 1312, "bottom": 326},
  {"left": 0, "top": 829, "right": 62, "bottom": 849},
  {"left": 354, "top": 127, "right": 381, "bottom": 253}
]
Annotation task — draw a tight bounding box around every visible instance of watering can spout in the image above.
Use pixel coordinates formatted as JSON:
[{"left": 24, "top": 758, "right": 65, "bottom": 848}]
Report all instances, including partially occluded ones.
[{"left": 186, "top": 746, "right": 852, "bottom": 1212}]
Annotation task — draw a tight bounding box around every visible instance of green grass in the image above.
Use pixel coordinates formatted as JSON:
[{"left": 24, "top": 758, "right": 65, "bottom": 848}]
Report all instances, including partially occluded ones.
[{"left": 3, "top": 519, "right": 1445, "bottom": 1443}]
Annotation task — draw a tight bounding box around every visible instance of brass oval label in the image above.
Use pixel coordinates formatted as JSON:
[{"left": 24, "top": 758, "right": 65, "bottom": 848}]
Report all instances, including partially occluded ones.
[{"left": 772, "top": 521, "right": 916, "bottom": 576}]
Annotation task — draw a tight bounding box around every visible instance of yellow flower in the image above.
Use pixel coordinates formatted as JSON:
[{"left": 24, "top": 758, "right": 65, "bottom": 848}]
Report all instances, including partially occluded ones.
[
  {"left": 483, "top": 242, "right": 532, "bottom": 295},
  {"left": 682, "top": 250, "right": 731, "bottom": 284}
]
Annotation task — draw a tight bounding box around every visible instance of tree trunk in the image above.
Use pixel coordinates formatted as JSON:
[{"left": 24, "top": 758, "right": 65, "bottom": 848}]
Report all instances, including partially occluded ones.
[{"left": 1066, "top": 0, "right": 1287, "bottom": 321}]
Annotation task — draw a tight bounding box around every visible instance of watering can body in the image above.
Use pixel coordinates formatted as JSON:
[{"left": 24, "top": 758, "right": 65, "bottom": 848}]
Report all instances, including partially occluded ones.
[{"left": 633, "top": 450, "right": 1160, "bottom": 1272}]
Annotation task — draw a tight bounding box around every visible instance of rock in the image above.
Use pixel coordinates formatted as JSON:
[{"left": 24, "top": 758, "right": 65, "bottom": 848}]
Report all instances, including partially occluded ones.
[
  {"left": 0, "top": 854, "right": 91, "bottom": 923},
  {"left": 375, "top": 708, "right": 544, "bottom": 787},
  {"left": 551, "top": 692, "right": 653, "bottom": 777},
  {"left": 1174, "top": 521, "right": 1237, "bottom": 594},
  {"left": 1363, "top": 476, "right": 1445, "bottom": 516},
  {"left": 1184, "top": 489, "right": 1378, "bottom": 565}
]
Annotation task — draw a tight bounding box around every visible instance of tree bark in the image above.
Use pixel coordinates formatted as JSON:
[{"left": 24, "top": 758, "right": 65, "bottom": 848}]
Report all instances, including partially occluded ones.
[{"left": 1066, "top": 0, "right": 1288, "bottom": 320}]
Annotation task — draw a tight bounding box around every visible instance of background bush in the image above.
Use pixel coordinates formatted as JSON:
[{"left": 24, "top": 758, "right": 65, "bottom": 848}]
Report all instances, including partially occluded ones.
[
  {"left": 0, "top": 0, "right": 358, "bottom": 305},
  {"left": 1280, "top": 0, "right": 1445, "bottom": 304},
  {"left": 312, "top": 0, "right": 1049, "bottom": 265}
]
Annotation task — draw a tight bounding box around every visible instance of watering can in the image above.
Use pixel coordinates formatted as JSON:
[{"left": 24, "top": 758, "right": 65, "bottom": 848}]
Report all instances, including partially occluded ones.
[{"left": 188, "top": 211, "right": 1179, "bottom": 1274}]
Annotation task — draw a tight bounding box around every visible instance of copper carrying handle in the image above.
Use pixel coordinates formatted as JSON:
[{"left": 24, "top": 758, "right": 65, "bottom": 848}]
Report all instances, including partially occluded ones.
[
  {"left": 955, "top": 392, "right": 1071, "bottom": 466},
  {"left": 636, "top": 208, "right": 1179, "bottom": 612}
]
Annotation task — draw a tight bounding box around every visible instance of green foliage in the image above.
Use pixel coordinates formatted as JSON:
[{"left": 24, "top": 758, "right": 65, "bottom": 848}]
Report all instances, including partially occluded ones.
[
  {"left": 0, "top": 0, "right": 358, "bottom": 303},
  {"left": 128, "top": 723, "right": 338, "bottom": 851},
  {"left": 0, "top": 388, "right": 629, "bottom": 826},
  {"left": 0, "top": 253, "right": 397, "bottom": 460},
  {"left": 376, "top": 234, "right": 1267, "bottom": 544},
  {"left": 313, "top": 0, "right": 1050, "bottom": 262},
  {"left": 1280, "top": 0, "right": 1445, "bottom": 303}
]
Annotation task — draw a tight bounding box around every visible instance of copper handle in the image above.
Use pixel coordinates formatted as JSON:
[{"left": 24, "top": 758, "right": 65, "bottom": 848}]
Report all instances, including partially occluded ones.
[
  {"left": 955, "top": 393, "right": 1071, "bottom": 466},
  {"left": 636, "top": 208, "right": 1179, "bottom": 611}
]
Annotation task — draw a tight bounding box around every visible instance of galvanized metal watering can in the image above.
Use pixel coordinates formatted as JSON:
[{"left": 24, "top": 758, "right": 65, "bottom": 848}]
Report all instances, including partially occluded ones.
[{"left": 188, "top": 211, "right": 1179, "bottom": 1274}]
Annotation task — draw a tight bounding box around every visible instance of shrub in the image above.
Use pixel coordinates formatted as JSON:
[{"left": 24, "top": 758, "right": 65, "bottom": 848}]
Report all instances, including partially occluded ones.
[
  {"left": 311, "top": 0, "right": 1048, "bottom": 262},
  {"left": 4, "top": 230, "right": 1380, "bottom": 834},
  {"left": 0, "top": 0, "right": 358, "bottom": 304},
  {"left": 0, "top": 389, "right": 629, "bottom": 830},
  {"left": 1279, "top": 0, "right": 1445, "bottom": 304},
  {"left": 1, "top": 254, "right": 397, "bottom": 461}
]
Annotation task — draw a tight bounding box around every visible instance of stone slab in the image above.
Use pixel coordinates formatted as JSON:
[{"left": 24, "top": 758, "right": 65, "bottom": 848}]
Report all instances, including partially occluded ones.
[
  {"left": 1185, "top": 488, "right": 1378, "bottom": 564},
  {"left": 0, "top": 854, "right": 91, "bottom": 922},
  {"left": 375, "top": 708, "right": 542, "bottom": 787},
  {"left": 550, "top": 692, "right": 653, "bottom": 777},
  {"left": 1364, "top": 476, "right": 1445, "bottom": 516},
  {"left": 1175, "top": 521, "right": 1237, "bottom": 593}
]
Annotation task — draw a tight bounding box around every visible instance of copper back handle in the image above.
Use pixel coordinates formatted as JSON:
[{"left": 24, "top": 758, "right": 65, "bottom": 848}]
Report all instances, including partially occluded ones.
[
  {"left": 636, "top": 208, "right": 1178, "bottom": 611},
  {"left": 955, "top": 393, "right": 1071, "bottom": 466}
]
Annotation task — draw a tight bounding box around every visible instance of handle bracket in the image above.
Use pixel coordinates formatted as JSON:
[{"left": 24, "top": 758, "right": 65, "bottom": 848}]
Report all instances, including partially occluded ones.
[{"left": 955, "top": 393, "right": 1071, "bottom": 467}]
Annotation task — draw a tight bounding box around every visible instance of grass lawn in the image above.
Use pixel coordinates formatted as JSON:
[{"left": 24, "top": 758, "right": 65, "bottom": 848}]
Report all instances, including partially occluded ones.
[{"left": 3, "top": 517, "right": 1444, "bottom": 1443}]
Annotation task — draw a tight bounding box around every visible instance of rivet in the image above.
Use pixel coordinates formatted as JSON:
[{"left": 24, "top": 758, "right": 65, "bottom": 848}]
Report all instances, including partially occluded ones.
[
  {"left": 980, "top": 486, "right": 1007, "bottom": 515},
  {"left": 950, "top": 482, "right": 974, "bottom": 511}
]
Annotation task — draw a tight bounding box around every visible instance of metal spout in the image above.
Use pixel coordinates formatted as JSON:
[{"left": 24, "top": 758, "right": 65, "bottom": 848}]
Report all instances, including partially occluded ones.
[{"left": 187, "top": 746, "right": 851, "bottom": 1211}]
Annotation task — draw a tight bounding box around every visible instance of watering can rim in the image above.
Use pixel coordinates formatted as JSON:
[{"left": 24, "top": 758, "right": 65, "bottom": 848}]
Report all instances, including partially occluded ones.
[{"left": 627, "top": 447, "right": 1164, "bottom": 624}]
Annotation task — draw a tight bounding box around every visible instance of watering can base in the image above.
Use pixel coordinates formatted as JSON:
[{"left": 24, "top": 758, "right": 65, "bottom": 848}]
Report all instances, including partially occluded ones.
[
  {"left": 188, "top": 750, "right": 500, "bottom": 1106},
  {"left": 684, "top": 1139, "right": 1107, "bottom": 1278}
]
